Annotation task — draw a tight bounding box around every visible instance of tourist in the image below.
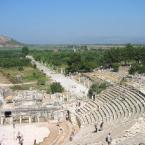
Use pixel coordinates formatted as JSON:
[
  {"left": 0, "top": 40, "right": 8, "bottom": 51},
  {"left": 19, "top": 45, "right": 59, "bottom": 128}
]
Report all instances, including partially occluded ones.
[
  {"left": 94, "top": 122, "right": 98, "bottom": 132},
  {"left": 71, "top": 130, "right": 75, "bottom": 136},
  {"left": 16, "top": 131, "right": 22, "bottom": 143},
  {"left": 34, "top": 139, "right": 36, "bottom": 145},
  {"left": 78, "top": 101, "right": 81, "bottom": 107},
  {"left": 67, "top": 110, "right": 70, "bottom": 116},
  {"left": 66, "top": 113, "right": 69, "bottom": 120},
  {"left": 56, "top": 121, "right": 60, "bottom": 127},
  {"left": 99, "top": 121, "right": 104, "bottom": 131},
  {"left": 13, "top": 122, "right": 15, "bottom": 128},
  {"left": 69, "top": 131, "right": 74, "bottom": 141},
  {"left": 77, "top": 106, "right": 80, "bottom": 112},
  {"left": 66, "top": 110, "right": 70, "bottom": 120},
  {"left": 19, "top": 137, "right": 24, "bottom": 145},
  {"left": 59, "top": 126, "right": 63, "bottom": 132},
  {"left": 106, "top": 133, "right": 112, "bottom": 145},
  {"left": 69, "top": 135, "right": 72, "bottom": 141}
]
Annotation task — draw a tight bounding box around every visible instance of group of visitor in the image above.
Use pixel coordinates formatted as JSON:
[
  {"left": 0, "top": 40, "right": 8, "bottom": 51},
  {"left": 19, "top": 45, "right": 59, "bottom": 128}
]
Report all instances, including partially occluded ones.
[
  {"left": 94, "top": 122, "right": 112, "bottom": 145},
  {"left": 76, "top": 101, "right": 81, "bottom": 112},
  {"left": 94, "top": 121, "right": 104, "bottom": 132},
  {"left": 16, "top": 131, "right": 24, "bottom": 145},
  {"left": 69, "top": 129, "right": 75, "bottom": 141}
]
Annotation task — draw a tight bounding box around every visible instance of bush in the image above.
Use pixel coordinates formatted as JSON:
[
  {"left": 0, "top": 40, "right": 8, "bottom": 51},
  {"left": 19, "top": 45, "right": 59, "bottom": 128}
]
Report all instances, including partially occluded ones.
[
  {"left": 32, "top": 72, "right": 37, "bottom": 78},
  {"left": 33, "top": 64, "right": 37, "bottom": 69},
  {"left": 17, "top": 66, "right": 24, "bottom": 71},
  {"left": 99, "top": 81, "right": 107, "bottom": 89},
  {"left": 22, "top": 47, "right": 29, "bottom": 56},
  {"left": 88, "top": 82, "right": 107, "bottom": 98},
  {"left": 129, "top": 64, "right": 145, "bottom": 74},
  {"left": 139, "top": 143, "right": 145, "bottom": 145},
  {"left": 50, "top": 82, "right": 64, "bottom": 94},
  {"left": 112, "top": 63, "right": 119, "bottom": 72}
]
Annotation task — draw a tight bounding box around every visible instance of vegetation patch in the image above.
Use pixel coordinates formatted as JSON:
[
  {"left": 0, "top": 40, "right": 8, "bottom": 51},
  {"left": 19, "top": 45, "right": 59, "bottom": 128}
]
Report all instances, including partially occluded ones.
[
  {"left": 0, "top": 48, "right": 51, "bottom": 91},
  {"left": 49, "top": 82, "right": 64, "bottom": 94},
  {"left": 88, "top": 81, "right": 108, "bottom": 98},
  {"left": 32, "top": 44, "right": 145, "bottom": 75}
]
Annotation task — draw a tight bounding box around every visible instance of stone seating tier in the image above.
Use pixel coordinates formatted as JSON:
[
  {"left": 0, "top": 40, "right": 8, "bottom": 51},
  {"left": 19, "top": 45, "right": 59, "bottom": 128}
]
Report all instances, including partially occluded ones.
[{"left": 75, "top": 85, "right": 145, "bottom": 126}]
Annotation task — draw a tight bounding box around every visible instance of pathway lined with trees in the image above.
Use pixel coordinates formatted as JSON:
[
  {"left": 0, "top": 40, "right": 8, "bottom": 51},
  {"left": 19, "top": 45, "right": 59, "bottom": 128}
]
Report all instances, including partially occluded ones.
[{"left": 27, "top": 55, "right": 88, "bottom": 98}]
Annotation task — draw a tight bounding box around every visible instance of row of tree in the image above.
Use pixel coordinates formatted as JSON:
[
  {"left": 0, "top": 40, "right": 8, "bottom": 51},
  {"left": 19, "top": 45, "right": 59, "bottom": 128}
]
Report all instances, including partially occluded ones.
[
  {"left": 103, "top": 44, "right": 145, "bottom": 65},
  {"left": 32, "top": 49, "right": 103, "bottom": 73},
  {"left": 32, "top": 44, "right": 145, "bottom": 74},
  {"left": 0, "top": 47, "right": 30, "bottom": 68}
]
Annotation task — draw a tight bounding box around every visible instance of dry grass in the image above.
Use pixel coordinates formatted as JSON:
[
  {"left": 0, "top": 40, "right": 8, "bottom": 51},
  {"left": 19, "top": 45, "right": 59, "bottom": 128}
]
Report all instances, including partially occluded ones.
[{"left": 0, "top": 71, "right": 11, "bottom": 84}]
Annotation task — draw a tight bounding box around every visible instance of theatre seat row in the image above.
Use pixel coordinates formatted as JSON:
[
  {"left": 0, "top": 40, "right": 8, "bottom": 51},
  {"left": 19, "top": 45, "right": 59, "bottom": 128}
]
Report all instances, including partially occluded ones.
[{"left": 75, "top": 85, "right": 145, "bottom": 126}]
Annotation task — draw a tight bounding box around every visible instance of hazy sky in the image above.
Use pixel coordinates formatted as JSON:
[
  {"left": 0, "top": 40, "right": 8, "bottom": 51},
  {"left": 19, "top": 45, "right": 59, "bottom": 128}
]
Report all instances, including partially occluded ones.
[{"left": 0, "top": 0, "right": 145, "bottom": 44}]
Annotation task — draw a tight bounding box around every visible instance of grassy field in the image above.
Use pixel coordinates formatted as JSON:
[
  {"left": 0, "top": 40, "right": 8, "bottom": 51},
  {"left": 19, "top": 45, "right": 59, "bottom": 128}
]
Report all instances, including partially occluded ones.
[
  {"left": 0, "top": 71, "right": 11, "bottom": 84},
  {"left": 0, "top": 66, "right": 52, "bottom": 91},
  {"left": 0, "top": 66, "right": 46, "bottom": 82}
]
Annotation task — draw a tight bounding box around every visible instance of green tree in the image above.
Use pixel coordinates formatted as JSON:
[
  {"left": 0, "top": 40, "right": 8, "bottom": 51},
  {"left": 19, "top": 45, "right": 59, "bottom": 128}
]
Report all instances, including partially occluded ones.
[
  {"left": 17, "top": 66, "right": 24, "bottom": 71},
  {"left": 50, "top": 82, "right": 64, "bottom": 94},
  {"left": 22, "top": 47, "right": 29, "bottom": 56},
  {"left": 88, "top": 82, "right": 107, "bottom": 98},
  {"left": 112, "top": 63, "right": 119, "bottom": 72},
  {"left": 80, "top": 45, "right": 87, "bottom": 50}
]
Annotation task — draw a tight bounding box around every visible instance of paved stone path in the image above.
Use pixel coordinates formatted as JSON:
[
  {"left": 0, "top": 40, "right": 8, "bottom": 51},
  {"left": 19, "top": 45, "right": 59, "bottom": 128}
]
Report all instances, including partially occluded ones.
[
  {"left": 0, "top": 123, "right": 49, "bottom": 145},
  {"left": 27, "top": 56, "right": 88, "bottom": 98}
]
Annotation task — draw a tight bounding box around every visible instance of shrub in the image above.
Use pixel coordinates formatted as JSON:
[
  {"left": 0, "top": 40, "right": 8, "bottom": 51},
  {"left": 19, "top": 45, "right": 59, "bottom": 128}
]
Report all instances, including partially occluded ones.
[
  {"left": 88, "top": 82, "right": 107, "bottom": 98},
  {"left": 33, "top": 64, "right": 37, "bottom": 69},
  {"left": 129, "top": 64, "right": 145, "bottom": 74},
  {"left": 50, "top": 82, "right": 64, "bottom": 94},
  {"left": 112, "top": 63, "right": 119, "bottom": 72},
  {"left": 22, "top": 47, "right": 29, "bottom": 56},
  {"left": 17, "top": 66, "right": 24, "bottom": 71}
]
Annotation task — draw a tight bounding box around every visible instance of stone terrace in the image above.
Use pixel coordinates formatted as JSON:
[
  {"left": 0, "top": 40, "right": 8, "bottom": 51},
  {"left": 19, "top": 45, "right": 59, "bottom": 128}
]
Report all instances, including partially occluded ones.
[{"left": 67, "top": 85, "right": 145, "bottom": 145}]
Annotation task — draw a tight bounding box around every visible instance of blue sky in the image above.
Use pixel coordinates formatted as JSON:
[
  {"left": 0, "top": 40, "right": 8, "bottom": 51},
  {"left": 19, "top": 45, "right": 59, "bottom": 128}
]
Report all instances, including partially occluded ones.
[{"left": 0, "top": 0, "right": 145, "bottom": 44}]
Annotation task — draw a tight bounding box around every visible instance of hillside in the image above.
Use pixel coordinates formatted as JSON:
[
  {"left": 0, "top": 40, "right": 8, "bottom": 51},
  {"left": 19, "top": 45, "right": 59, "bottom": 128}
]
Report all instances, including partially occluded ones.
[{"left": 0, "top": 35, "right": 23, "bottom": 48}]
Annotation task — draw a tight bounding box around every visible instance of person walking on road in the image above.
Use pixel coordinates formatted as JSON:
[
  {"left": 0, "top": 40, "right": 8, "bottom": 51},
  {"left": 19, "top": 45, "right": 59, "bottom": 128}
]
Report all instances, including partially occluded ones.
[
  {"left": 99, "top": 121, "right": 104, "bottom": 131},
  {"left": 94, "top": 122, "right": 98, "bottom": 132},
  {"left": 106, "top": 133, "right": 112, "bottom": 145}
]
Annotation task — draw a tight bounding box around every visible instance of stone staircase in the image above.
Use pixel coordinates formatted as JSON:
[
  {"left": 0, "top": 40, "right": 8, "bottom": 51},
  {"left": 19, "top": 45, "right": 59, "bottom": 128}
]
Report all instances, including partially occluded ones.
[{"left": 66, "top": 85, "right": 145, "bottom": 145}]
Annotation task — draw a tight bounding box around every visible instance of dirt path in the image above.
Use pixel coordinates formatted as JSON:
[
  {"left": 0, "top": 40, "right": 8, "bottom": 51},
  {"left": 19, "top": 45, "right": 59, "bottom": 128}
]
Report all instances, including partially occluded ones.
[
  {"left": 27, "top": 55, "right": 88, "bottom": 98},
  {"left": 0, "top": 81, "right": 36, "bottom": 87}
]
